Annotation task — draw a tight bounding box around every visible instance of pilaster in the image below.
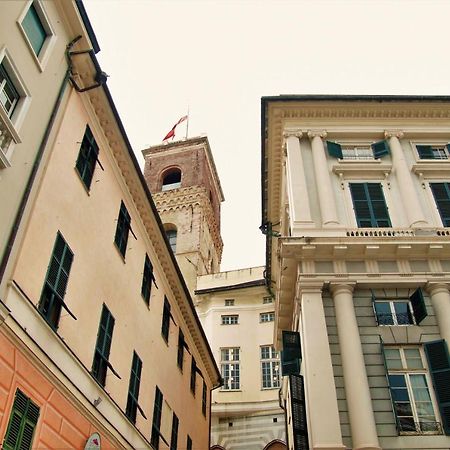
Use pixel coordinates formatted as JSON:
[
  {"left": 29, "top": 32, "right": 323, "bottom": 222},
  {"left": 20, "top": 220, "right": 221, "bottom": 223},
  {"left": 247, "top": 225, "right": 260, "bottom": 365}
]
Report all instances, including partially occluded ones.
[{"left": 426, "top": 282, "right": 450, "bottom": 345}]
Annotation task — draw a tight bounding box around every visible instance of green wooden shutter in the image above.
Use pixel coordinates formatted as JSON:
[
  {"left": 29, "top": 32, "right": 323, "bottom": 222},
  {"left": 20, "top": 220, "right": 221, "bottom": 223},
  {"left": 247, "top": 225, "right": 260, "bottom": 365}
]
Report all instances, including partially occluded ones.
[
  {"left": 187, "top": 435, "right": 192, "bottom": 450},
  {"left": 22, "top": 4, "right": 46, "bottom": 55},
  {"left": 161, "top": 297, "right": 171, "bottom": 342},
  {"left": 430, "top": 183, "right": 450, "bottom": 227},
  {"left": 409, "top": 288, "right": 427, "bottom": 324},
  {"left": 416, "top": 145, "right": 435, "bottom": 159},
  {"left": 125, "top": 352, "right": 142, "bottom": 423},
  {"left": 141, "top": 254, "right": 153, "bottom": 304},
  {"left": 151, "top": 386, "right": 163, "bottom": 449},
  {"left": 281, "top": 331, "right": 301, "bottom": 376},
  {"left": 75, "top": 126, "right": 99, "bottom": 190},
  {"left": 177, "top": 329, "right": 184, "bottom": 370},
  {"left": 326, "top": 141, "right": 343, "bottom": 159},
  {"left": 371, "top": 140, "right": 390, "bottom": 159},
  {"left": 424, "top": 340, "right": 450, "bottom": 434},
  {"left": 190, "top": 358, "right": 197, "bottom": 394},
  {"left": 350, "top": 183, "right": 391, "bottom": 228},
  {"left": 446, "top": 144, "right": 450, "bottom": 153},
  {"left": 3, "top": 389, "right": 40, "bottom": 450},
  {"left": 289, "top": 374, "right": 309, "bottom": 450},
  {"left": 367, "top": 183, "right": 391, "bottom": 227},
  {"left": 114, "top": 202, "right": 131, "bottom": 257},
  {"left": 170, "top": 412, "right": 179, "bottom": 450}
]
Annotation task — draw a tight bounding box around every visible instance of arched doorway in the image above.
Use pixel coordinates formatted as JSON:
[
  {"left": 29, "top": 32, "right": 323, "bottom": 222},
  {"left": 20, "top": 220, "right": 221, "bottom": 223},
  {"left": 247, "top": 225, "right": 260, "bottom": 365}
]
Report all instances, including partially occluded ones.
[{"left": 263, "top": 439, "right": 287, "bottom": 450}]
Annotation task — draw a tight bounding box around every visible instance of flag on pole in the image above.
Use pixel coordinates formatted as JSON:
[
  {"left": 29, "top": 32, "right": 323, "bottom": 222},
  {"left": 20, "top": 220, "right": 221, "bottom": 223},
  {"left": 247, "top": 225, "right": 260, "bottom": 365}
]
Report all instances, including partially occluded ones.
[{"left": 162, "top": 115, "right": 188, "bottom": 142}]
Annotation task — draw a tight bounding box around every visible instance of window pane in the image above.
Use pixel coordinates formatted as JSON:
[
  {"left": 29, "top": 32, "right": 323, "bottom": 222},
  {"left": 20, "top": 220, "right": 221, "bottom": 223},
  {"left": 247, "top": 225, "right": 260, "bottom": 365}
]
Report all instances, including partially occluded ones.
[
  {"left": 375, "top": 302, "right": 394, "bottom": 325},
  {"left": 405, "top": 349, "right": 423, "bottom": 369},
  {"left": 22, "top": 4, "right": 47, "bottom": 55},
  {"left": 394, "top": 302, "right": 413, "bottom": 325},
  {"left": 385, "top": 349, "right": 402, "bottom": 369}
]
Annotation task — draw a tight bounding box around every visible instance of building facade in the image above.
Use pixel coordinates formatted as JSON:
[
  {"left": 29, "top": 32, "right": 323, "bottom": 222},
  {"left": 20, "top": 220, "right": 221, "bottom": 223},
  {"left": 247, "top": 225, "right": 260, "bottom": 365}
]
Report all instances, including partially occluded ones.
[
  {"left": 0, "top": 3, "right": 220, "bottom": 450},
  {"left": 261, "top": 95, "right": 450, "bottom": 450}
]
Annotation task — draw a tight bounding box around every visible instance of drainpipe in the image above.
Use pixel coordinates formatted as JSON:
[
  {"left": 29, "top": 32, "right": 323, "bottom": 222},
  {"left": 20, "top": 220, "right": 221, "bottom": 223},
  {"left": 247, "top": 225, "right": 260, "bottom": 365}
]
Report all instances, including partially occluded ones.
[{"left": 209, "top": 379, "right": 223, "bottom": 450}]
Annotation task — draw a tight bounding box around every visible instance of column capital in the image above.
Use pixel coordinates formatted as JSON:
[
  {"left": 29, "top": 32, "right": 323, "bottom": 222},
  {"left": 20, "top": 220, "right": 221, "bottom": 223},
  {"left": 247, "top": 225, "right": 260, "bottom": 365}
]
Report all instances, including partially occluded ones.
[
  {"left": 307, "top": 129, "right": 327, "bottom": 140},
  {"left": 384, "top": 130, "right": 404, "bottom": 139},
  {"left": 329, "top": 282, "right": 356, "bottom": 296},
  {"left": 426, "top": 282, "right": 449, "bottom": 296},
  {"left": 283, "top": 128, "right": 303, "bottom": 139},
  {"left": 298, "top": 280, "right": 325, "bottom": 295}
]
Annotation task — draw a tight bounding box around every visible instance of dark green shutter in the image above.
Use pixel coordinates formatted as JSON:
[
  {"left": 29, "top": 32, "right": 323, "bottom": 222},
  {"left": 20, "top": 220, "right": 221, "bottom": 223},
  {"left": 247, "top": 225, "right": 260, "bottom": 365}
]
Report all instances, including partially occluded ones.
[
  {"left": 170, "top": 412, "right": 179, "bottom": 450},
  {"left": 289, "top": 374, "right": 309, "bottom": 450},
  {"left": 430, "top": 183, "right": 450, "bottom": 227},
  {"left": 202, "top": 381, "right": 207, "bottom": 416},
  {"left": 177, "top": 329, "right": 184, "bottom": 370},
  {"left": 151, "top": 386, "right": 163, "bottom": 449},
  {"left": 161, "top": 297, "right": 171, "bottom": 342},
  {"left": 379, "top": 338, "right": 399, "bottom": 431},
  {"left": 114, "top": 201, "right": 131, "bottom": 257},
  {"left": 3, "top": 389, "right": 40, "bottom": 450},
  {"left": 190, "top": 358, "right": 197, "bottom": 394},
  {"left": 326, "top": 141, "right": 343, "bottom": 159},
  {"left": 416, "top": 145, "right": 435, "bottom": 159},
  {"left": 187, "top": 435, "right": 192, "bottom": 450},
  {"left": 125, "top": 352, "right": 142, "bottom": 423},
  {"left": 371, "top": 140, "right": 390, "bottom": 159},
  {"left": 350, "top": 183, "right": 391, "bottom": 228},
  {"left": 281, "top": 331, "right": 301, "bottom": 376},
  {"left": 409, "top": 288, "right": 427, "bottom": 324},
  {"left": 141, "top": 254, "right": 153, "bottom": 304},
  {"left": 424, "top": 340, "right": 450, "bottom": 434},
  {"left": 75, "top": 125, "right": 99, "bottom": 190},
  {"left": 446, "top": 144, "right": 450, "bottom": 153}
]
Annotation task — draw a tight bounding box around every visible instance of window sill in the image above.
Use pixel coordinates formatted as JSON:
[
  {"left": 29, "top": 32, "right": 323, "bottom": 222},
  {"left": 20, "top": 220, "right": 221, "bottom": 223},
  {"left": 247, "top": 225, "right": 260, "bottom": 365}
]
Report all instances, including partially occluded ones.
[
  {"left": 412, "top": 162, "right": 450, "bottom": 179},
  {"left": 219, "top": 389, "right": 242, "bottom": 392},
  {"left": 333, "top": 161, "right": 392, "bottom": 180}
]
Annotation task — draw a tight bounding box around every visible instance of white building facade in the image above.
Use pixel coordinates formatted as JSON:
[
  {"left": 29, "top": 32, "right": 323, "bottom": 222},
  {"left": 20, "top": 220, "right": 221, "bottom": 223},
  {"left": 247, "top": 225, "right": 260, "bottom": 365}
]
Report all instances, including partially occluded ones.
[{"left": 261, "top": 96, "right": 450, "bottom": 450}]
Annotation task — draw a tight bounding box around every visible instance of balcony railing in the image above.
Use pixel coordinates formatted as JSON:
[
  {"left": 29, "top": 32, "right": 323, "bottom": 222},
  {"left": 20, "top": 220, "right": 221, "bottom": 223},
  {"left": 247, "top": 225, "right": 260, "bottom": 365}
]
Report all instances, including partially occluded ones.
[
  {"left": 0, "top": 118, "right": 13, "bottom": 154},
  {"left": 397, "top": 418, "right": 442, "bottom": 434},
  {"left": 346, "top": 228, "right": 416, "bottom": 237}
]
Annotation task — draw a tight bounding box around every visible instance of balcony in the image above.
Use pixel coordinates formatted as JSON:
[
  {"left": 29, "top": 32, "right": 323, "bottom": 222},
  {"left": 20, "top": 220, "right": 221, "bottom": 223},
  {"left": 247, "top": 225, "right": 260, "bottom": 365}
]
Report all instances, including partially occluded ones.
[{"left": 0, "top": 106, "right": 21, "bottom": 168}]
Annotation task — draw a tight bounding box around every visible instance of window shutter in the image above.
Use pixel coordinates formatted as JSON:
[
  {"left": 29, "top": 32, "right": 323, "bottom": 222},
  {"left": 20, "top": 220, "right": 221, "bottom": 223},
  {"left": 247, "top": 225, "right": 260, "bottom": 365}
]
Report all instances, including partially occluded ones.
[
  {"left": 409, "top": 288, "right": 427, "bottom": 324},
  {"left": 424, "top": 340, "right": 450, "bottom": 435},
  {"left": 326, "top": 141, "right": 342, "bottom": 159},
  {"left": 281, "top": 331, "right": 301, "bottom": 376},
  {"left": 416, "top": 145, "right": 435, "bottom": 159},
  {"left": 430, "top": 183, "right": 450, "bottom": 227},
  {"left": 379, "top": 338, "right": 399, "bottom": 431},
  {"left": 371, "top": 140, "right": 390, "bottom": 159},
  {"left": 115, "top": 202, "right": 131, "bottom": 256},
  {"left": 371, "top": 291, "right": 379, "bottom": 325},
  {"left": 367, "top": 183, "right": 391, "bottom": 227},
  {"left": 446, "top": 143, "right": 450, "bottom": 153},
  {"left": 289, "top": 374, "right": 309, "bottom": 450},
  {"left": 350, "top": 183, "right": 372, "bottom": 227}
]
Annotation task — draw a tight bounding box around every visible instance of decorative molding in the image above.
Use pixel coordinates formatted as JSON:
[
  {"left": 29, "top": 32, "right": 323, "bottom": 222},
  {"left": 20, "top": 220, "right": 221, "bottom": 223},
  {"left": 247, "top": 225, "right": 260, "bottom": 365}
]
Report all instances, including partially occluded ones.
[
  {"left": 307, "top": 129, "right": 327, "bottom": 140},
  {"left": 384, "top": 130, "right": 405, "bottom": 139}
]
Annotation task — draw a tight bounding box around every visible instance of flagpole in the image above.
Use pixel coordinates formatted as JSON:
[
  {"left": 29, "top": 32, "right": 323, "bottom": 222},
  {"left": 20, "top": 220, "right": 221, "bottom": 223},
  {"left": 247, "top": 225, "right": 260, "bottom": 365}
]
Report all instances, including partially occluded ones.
[{"left": 185, "top": 105, "right": 189, "bottom": 140}]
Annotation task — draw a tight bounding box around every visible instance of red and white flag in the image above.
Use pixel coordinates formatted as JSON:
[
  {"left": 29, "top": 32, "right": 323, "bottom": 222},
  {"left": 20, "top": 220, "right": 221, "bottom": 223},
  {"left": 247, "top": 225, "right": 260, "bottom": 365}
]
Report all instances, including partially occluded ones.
[{"left": 162, "top": 115, "right": 188, "bottom": 141}]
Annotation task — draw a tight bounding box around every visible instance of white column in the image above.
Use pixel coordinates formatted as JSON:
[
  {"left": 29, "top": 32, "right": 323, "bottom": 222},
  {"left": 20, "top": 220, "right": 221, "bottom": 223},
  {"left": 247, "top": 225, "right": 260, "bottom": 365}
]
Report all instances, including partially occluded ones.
[
  {"left": 299, "top": 284, "right": 345, "bottom": 450},
  {"left": 308, "top": 130, "right": 339, "bottom": 227},
  {"left": 385, "top": 130, "right": 427, "bottom": 227},
  {"left": 331, "top": 284, "right": 381, "bottom": 450},
  {"left": 284, "top": 130, "right": 314, "bottom": 228},
  {"left": 427, "top": 283, "right": 450, "bottom": 345}
]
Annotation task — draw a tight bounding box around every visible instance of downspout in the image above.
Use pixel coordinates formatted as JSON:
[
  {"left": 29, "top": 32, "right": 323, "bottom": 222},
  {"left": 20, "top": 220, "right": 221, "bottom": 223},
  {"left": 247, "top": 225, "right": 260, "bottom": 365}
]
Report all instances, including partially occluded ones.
[
  {"left": 0, "top": 58, "right": 72, "bottom": 289},
  {"left": 279, "top": 388, "right": 290, "bottom": 449},
  {"left": 209, "top": 379, "right": 223, "bottom": 450}
]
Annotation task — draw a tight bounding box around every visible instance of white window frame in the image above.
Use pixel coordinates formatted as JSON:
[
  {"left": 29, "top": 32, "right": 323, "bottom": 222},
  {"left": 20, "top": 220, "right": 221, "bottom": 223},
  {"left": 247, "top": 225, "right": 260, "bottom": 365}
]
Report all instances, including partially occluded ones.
[
  {"left": 221, "top": 314, "right": 238, "bottom": 325},
  {"left": 260, "top": 312, "right": 275, "bottom": 323},
  {"left": 220, "top": 348, "right": 240, "bottom": 391},
  {"left": 374, "top": 299, "right": 415, "bottom": 326},
  {"left": 341, "top": 143, "right": 375, "bottom": 160},
  {"left": 260, "top": 345, "right": 280, "bottom": 389},
  {"left": 263, "top": 296, "right": 273, "bottom": 304},
  {"left": 17, "top": 0, "right": 56, "bottom": 72},
  {"left": 411, "top": 140, "right": 450, "bottom": 163},
  {"left": 224, "top": 299, "right": 235, "bottom": 306},
  {"left": 385, "top": 346, "right": 441, "bottom": 435}
]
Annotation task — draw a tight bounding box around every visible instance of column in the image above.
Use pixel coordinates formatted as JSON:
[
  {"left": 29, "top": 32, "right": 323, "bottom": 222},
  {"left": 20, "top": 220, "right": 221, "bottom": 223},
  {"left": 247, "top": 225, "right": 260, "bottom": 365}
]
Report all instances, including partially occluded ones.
[
  {"left": 426, "top": 283, "right": 450, "bottom": 345},
  {"left": 385, "top": 130, "right": 427, "bottom": 227},
  {"left": 284, "top": 130, "right": 314, "bottom": 228},
  {"left": 331, "top": 284, "right": 381, "bottom": 450},
  {"left": 299, "top": 284, "right": 346, "bottom": 450},
  {"left": 308, "top": 130, "right": 340, "bottom": 227}
]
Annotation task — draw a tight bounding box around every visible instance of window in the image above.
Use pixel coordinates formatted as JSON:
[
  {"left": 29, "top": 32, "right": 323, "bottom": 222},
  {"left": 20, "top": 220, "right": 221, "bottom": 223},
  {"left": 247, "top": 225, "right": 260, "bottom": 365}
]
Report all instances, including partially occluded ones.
[
  {"left": 177, "top": 329, "right": 185, "bottom": 370},
  {"left": 75, "top": 125, "right": 100, "bottom": 190},
  {"left": 225, "top": 298, "right": 235, "bottom": 306},
  {"left": 125, "top": 352, "right": 142, "bottom": 424},
  {"left": 221, "top": 314, "right": 238, "bottom": 325},
  {"left": 21, "top": 2, "right": 47, "bottom": 56},
  {"left": 384, "top": 346, "right": 440, "bottom": 433},
  {"left": 202, "top": 381, "right": 207, "bottom": 416},
  {"left": 166, "top": 229, "right": 177, "bottom": 253},
  {"left": 0, "top": 62, "right": 19, "bottom": 118},
  {"left": 170, "top": 412, "right": 179, "bottom": 450},
  {"left": 92, "top": 304, "right": 115, "bottom": 386},
  {"left": 349, "top": 182, "right": 391, "bottom": 228},
  {"left": 417, "top": 145, "right": 450, "bottom": 160},
  {"left": 263, "top": 296, "right": 273, "bottom": 304},
  {"left": 151, "top": 386, "right": 163, "bottom": 449},
  {"left": 161, "top": 297, "right": 171, "bottom": 342},
  {"left": 327, "top": 140, "right": 390, "bottom": 160},
  {"left": 261, "top": 346, "right": 281, "bottom": 389},
  {"left": 38, "top": 232, "right": 74, "bottom": 330},
  {"left": 430, "top": 183, "right": 450, "bottom": 227},
  {"left": 342, "top": 145, "right": 374, "bottom": 160},
  {"left": 260, "top": 312, "right": 275, "bottom": 323},
  {"left": 162, "top": 169, "right": 181, "bottom": 191},
  {"left": 186, "top": 435, "right": 192, "bottom": 450},
  {"left": 3, "top": 389, "right": 40, "bottom": 450},
  {"left": 190, "top": 358, "right": 197, "bottom": 395},
  {"left": 141, "top": 254, "right": 154, "bottom": 304},
  {"left": 221, "top": 348, "right": 240, "bottom": 390},
  {"left": 114, "top": 201, "right": 131, "bottom": 258}
]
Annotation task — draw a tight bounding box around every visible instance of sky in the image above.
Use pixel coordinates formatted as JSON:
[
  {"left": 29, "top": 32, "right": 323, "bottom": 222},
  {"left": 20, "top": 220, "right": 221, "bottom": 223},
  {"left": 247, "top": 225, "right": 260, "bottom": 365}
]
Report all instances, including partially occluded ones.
[{"left": 83, "top": 0, "right": 450, "bottom": 271}]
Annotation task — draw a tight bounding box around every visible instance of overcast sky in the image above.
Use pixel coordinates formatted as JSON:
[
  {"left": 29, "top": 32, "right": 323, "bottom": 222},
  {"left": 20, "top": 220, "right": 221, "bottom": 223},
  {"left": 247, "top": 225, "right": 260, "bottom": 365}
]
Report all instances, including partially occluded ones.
[{"left": 84, "top": 0, "right": 450, "bottom": 271}]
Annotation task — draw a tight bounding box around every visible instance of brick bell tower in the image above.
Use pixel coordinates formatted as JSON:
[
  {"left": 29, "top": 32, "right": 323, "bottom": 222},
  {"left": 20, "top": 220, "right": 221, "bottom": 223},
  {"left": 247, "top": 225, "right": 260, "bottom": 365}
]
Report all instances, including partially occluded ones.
[{"left": 142, "top": 136, "right": 224, "bottom": 294}]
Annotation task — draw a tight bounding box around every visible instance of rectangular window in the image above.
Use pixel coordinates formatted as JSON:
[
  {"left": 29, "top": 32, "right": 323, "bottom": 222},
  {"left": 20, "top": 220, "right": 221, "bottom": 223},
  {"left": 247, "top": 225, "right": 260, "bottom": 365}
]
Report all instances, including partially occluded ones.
[
  {"left": 225, "top": 298, "right": 235, "bottom": 306},
  {"left": 92, "top": 304, "right": 115, "bottom": 386},
  {"left": 263, "top": 296, "right": 273, "bottom": 304},
  {"left": 261, "top": 346, "right": 281, "bottom": 389},
  {"left": 162, "top": 297, "right": 171, "bottom": 342},
  {"left": 384, "top": 346, "right": 440, "bottom": 433},
  {"left": 417, "top": 145, "right": 450, "bottom": 160},
  {"left": 342, "top": 145, "right": 374, "bottom": 160},
  {"left": 38, "top": 232, "right": 74, "bottom": 330},
  {"left": 190, "top": 358, "right": 197, "bottom": 395},
  {"left": 177, "top": 329, "right": 185, "bottom": 370},
  {"left": 114, "top": 201, "right": 131, "bottom": 258},
  {"left": 221, "top": 314, "right": 238, "bottom": 325},
  {"left": 75, "top": 125, "right": 99, "bottom": 191},
  {"left": 221, "top": 348, "right": 240, "bottom": 390},
  {"left": 151, "top": 386, "right": 163, "bottom": 449},
  {"left": 3, "top": 389, "right": 40, "bottom": 450},
  {"left": 21, "top": 2, "right": 47, "bottom": 56},
  {"left": 125, "top": 352, "right": 142, "bottom": 424},
  {"left": 0, "top": 62, "right": 20, "bottom": 118},
  {"left": 186, "top": 435, "right": 192, "bottom": 450},
  {"left": 202, "top": 381, "right": 207, "bottom": 416},
  {"left": 170, "top": 412, "right": 179, "bottom": 450},
  {"left": 260, "top": 312, "right": 275, "bottom": 323},
  {"left": 349, "top": 182, "right": 391, "bottom": 228},
  {"left": 141, "top": 254, "right": 153, "bottom": 304},
  {"left": 430, "top": 183, "right": 450, "bottom": 227}
]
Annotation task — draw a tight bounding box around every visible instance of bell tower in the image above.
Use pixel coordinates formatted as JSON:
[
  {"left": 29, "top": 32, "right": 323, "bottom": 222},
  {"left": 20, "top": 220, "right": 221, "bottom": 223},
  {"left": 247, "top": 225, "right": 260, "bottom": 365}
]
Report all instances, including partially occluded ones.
[{"left": 142, "top": 136, "right": 224, "bottom": 294}]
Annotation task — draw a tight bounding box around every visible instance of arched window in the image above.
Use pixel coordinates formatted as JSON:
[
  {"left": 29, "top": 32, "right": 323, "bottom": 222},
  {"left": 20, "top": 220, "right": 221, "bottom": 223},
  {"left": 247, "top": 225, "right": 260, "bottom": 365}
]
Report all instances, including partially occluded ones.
[
  {"left": 263, "top": 440, "right": 287, "bottom": 450},
  {"left": 165, "top": 227, "right": 177, "bottom": 253},
  {"left": 162, "top": 168, "right": 181, "bottom": 191}
]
